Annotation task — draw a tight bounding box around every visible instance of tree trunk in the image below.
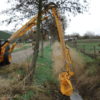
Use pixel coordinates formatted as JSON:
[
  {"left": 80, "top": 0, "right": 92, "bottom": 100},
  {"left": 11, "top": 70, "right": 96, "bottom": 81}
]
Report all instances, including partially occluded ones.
[
  {"left": 28, "top": 0, "right": 42, "bottom": 82},
  {"left": 40, "top": 29, "right": 44, "bottom": 57}
]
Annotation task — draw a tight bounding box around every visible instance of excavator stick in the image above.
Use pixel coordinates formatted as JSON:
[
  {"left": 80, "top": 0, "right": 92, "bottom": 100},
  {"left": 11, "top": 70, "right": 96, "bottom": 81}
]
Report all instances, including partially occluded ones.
[{"left": 51, "top": 7, "right": 74, "bottom": 96}]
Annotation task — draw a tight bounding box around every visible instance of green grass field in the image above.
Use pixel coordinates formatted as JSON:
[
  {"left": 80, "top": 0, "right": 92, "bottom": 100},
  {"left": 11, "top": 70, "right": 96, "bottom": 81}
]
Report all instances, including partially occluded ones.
[
  {"left": 69, "top": 39, "right": 100, "bottom": 55},
  {"left": 77, "top": 41, "right": 100, "bottom": 53},
  {"left": 35, "top": 45, "right": 57, "bottom": 85},
  {"left": 13, "top": 43, "right": 31, "bottom": 52}
]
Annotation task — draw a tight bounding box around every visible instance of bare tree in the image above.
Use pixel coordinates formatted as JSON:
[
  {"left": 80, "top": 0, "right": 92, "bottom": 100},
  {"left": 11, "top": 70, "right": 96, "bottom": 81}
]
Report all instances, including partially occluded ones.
[
  {"left": 1, "top": 0, "right": 88, "bottom": 25},
  {"left": 28, "top": 0, "right": 43, "bottom": 82},
  {"left": 0, "top": 0, "right": 89, "bottom": 83},
  {"left": 83, "top": 31, "right": 95, "bottom": 39}
]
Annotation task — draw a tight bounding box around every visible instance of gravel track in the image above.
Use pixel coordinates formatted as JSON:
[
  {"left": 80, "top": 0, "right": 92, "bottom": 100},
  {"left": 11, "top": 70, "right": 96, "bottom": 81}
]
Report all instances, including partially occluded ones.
[
  {"left": 11, "top": 42, "right": 49, "bottom": 64},
  {"left": 11, "top": 48, "right": 33, "bottom": 63}
]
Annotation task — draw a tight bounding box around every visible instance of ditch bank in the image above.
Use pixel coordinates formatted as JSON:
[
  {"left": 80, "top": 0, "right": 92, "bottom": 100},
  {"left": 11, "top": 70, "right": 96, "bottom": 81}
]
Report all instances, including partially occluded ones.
[
  {"left": 70, "top": 48, "right": 100, "bottom": 100},
  {"left": 52, "top": 41, "right": 100, "bottom": 100},
  {"left": 52, "top": 42, "right": 83, "bottom": 100}
]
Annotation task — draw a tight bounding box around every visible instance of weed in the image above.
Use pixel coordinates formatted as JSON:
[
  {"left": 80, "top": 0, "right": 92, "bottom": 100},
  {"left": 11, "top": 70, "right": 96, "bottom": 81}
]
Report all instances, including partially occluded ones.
[{"left": 16, "top": 67, "right": 26, "bottom": 76}]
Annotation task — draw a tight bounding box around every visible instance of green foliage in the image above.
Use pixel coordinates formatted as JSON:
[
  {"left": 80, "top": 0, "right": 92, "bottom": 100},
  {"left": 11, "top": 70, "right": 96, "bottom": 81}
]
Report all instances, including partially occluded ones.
[{"left": 0, "top": 31, "right": 11, "bottom": 40}]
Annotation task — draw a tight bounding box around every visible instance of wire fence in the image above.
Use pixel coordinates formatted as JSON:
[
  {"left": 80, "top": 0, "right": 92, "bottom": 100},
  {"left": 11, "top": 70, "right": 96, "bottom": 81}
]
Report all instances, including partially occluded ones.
[{"left": 68, "top": 41, "right": 100, "bottom": 59}]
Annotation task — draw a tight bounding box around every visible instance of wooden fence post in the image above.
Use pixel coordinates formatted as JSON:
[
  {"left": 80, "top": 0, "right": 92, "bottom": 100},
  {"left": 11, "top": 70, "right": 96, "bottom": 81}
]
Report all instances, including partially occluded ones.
[{"left": 93, "top": 46, "right": 96, "bottom": 59}]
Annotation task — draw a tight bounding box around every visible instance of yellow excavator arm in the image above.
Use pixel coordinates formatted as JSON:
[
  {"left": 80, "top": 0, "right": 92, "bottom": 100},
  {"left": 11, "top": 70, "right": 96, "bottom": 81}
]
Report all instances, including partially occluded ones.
[
  {"left": 52, "top": 7, "right": 74, "bottom": 96},
  {"left": 0, "top": 3, "right": 74, "bottom": 96},
  {"left": 8, "top": 16, "right": 48, "bottom": 42}
]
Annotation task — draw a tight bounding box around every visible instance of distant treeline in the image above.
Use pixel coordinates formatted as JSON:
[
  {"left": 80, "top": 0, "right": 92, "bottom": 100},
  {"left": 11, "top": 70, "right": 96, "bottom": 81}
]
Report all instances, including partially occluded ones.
[{"left": 0, "top": 31, "right": 11, "bottom": 40}]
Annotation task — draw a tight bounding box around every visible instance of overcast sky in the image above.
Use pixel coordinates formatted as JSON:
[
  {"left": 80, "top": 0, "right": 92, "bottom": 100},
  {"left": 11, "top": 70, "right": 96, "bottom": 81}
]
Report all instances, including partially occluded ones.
[
  {"left": 0, "top": 0, "right": 100, "bottom": 36},
  {"left": 65, "top": 0, "right": 100, "bottom": 36}
]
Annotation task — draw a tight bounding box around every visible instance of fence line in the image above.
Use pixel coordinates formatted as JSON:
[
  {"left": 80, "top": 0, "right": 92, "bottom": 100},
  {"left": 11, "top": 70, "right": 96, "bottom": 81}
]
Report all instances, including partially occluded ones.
[{"left": 68, "top": 42, "right": 100, "bottom": 59}]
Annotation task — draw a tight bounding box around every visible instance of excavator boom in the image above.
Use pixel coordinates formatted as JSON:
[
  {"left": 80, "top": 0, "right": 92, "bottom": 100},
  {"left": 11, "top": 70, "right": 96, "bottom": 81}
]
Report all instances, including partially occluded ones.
[
  {"left": 0, "top": 16, "right": 48, "bottom": 65},
  {"left": 8, "top": 16, "right": 48, "bottom": 42}
]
